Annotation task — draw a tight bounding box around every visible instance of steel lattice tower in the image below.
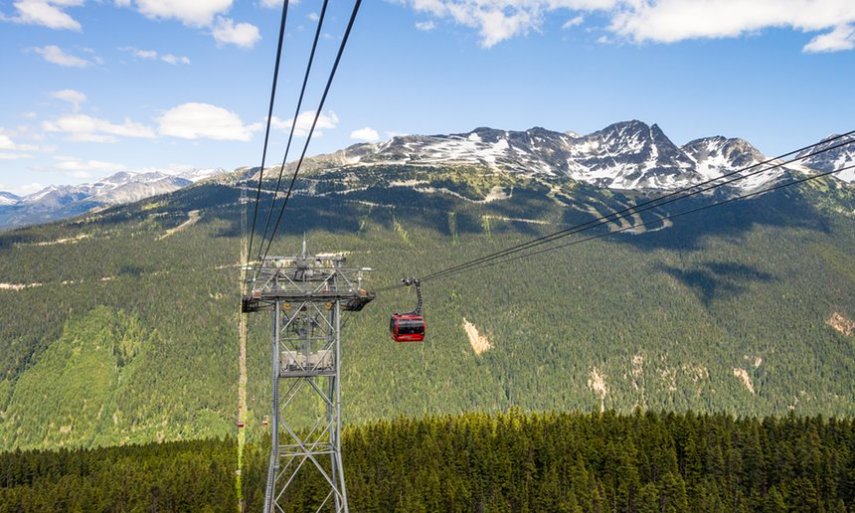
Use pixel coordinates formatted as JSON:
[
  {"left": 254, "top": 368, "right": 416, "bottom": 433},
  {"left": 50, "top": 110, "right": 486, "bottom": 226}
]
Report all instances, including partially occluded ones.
[{"left": 243, "top": 241, "right": 374, "bottom": 513}]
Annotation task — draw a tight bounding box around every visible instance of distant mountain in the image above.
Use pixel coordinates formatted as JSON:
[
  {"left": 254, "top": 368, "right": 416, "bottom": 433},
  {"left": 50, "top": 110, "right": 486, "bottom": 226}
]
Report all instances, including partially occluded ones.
[
  {"left": 0, "top": 192, "right": 20, "bottom": 206},
  {"left": 0, "top": 168, "right": 228, "bottom": 230},
  {"left": 178, "top": 168, "right": 229, "bottom": 183},
  {"left": 2, "top": 122, "right": 852, "bottom": 231}
]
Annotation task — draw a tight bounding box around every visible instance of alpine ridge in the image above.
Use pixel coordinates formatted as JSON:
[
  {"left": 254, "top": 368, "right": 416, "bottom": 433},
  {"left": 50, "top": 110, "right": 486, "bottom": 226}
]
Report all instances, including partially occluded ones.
[
  {"left": 3, "top": 122, "right": 852, "bottom": 231},
  {"left": 326, "top": 120, "right": 849, "bottom": 191}
]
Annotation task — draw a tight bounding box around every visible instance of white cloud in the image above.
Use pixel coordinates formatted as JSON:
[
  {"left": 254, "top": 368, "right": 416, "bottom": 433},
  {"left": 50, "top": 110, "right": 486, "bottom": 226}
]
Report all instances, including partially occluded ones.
[
  {"left": 9, "top": 182, "right": 46, "bottom": 196},
  {"left": 50, "top": 89, "right": 87, "bottom": 112},
  {"left": 350, "top": 127, "right": 380, "bottom": 142},
  {"left": 260, "top": 0, "right": 299, "bottom": 8},
  {"left": 609, "top": 0, "right": 855, "bottom": 43},
  {"left": 54, "top": 155, "right": 126, "bottom": 173},
  {"left": 271, "top": 110, "right": 339, "bottom": 137},
  {"left": 400, "top": 0, "right": 855, "bottom": 51},
  {"left": 119, "top": 0, "right": 233, "bottom": 26},
  {"left": 212, "top": 16, "right": 261, "bottom": 48},
  {"left": 135, "top": 49, "right": 158, "bottom": 59},
  {"left": 119, "top": 47, "right": 190, "bottom": 64},
  {"left": 415, "top": 20, "right": 436, "bottom": 31},
  {"left": 562, "top": 15, "right": 584, "bottom": 29},
  {"left": 0, "top": 135, "right": 23, "bottom": 151},
  {"left": 33, "top": 45, "right": 94, "bottom": 68},
  {"left": 3, "top": 0, "right": 83, "bottom": 30},
  {"left": 0, "top": 152, "right": 34, "bottom": 160},
  {"left": 43, "top": 114, "right": 156, "bottom": 142},
  {"left": 0, "top": 133, "right": 38, "bottom": 152},
  {"left": 158, "top": 102, "right": 260, "bottom": 141},
  {"left": 307, "top": 11, "right": 319, "bottom": 21},
  {"left": 161, "top": 53, "right": 191, "bottom": 64},
  {"left": 115, "top": 3, "right": 258, "bottom": 47},
  {"left": 803, "top": 24, "right": 855, "bottom": 53}
]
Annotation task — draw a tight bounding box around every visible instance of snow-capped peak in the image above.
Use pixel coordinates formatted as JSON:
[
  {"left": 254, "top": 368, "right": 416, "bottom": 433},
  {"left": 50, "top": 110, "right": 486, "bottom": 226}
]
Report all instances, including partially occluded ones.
[
  {"left": 0, "top": 191, "right": 21, "bottom": 206},
  {"left": 796, "top": 133, "right": 855, "bottom": 183},
  {"left": 177, "top": 168, "right": 229, "bottom": 183}
]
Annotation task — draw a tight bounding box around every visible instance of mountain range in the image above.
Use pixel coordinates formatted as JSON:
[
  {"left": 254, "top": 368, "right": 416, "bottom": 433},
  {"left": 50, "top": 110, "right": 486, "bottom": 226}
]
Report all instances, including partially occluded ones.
[
  {"left": 0, "top": 168, "right": 228, "bottom": 230},
  {"left": 326, "top": 120, "right": 853, "bottom": 190},
  {"left": 2, "top": 121, "right": 853, "bottom": 231}
]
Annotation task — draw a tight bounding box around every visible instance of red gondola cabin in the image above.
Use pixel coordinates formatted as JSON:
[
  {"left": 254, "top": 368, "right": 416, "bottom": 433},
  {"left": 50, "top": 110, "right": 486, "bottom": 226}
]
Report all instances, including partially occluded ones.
[{"left": 390, "top": 313, "right": 425, "bottom": 342}]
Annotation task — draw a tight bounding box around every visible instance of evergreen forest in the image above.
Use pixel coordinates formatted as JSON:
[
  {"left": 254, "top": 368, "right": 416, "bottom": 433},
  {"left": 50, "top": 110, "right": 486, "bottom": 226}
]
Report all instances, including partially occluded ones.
[
  {"left": 2, "top": 411, "right": 854, "bottom": 512},
  {"left": 0, "top": 165, "right": 854, "bottom": 450}
]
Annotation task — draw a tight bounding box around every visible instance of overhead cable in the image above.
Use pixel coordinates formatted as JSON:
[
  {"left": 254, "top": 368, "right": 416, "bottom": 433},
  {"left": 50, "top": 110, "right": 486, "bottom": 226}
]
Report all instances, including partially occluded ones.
[
  {"left": 258, "top": 0, "right": 364, "bottom": 266},
  {"left": 257, "top": 0, "right": 332, "bottom": 261},
  {"left": 247, "top": 0, "right": 290, "bottom": 262}
]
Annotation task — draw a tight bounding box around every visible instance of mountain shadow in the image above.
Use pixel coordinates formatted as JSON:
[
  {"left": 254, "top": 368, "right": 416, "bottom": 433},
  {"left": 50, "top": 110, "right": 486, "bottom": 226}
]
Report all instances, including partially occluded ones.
[
  {"left": 609, "top": 187, "right": 831, "bottom": 252},
  {"left": 656, "top": 261, "right": 775, "bottom": 306}
]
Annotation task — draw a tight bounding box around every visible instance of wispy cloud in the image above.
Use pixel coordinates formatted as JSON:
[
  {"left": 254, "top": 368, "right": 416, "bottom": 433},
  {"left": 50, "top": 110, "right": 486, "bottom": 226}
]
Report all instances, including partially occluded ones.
[
  {"left": 415, "top": 20, "right": 436, "bottom": 31},
  {"left": 0, "top": 152, "right": 35, "bottom": 160},
  {"left": 0, "top": 133, "right": 38, "bottom": 152},
  {"left": 271, "top": 110, "right": 339, "bottom": 138},
  {"left": 562, "top": 15, "right": 584, "bottom": 29},
  {"left": 53, "top": 155, "right": 126, "bottom": 174},
  {"left": 50, "top": 89, "right": 87, "bottom": 112},
  {"left": 119, "top": 47, "right": 191, "bottom": 64},
  {"left": 260, "top": 0, "right": 300, "bottom": 8},
  {"left": 803, "top": 24, "right": 855, "bottom": 53},
  {"left": 161, "top": 53, "right": 191, "bottom": 65},
  {"left": 32, "top": 45, "right": 96, "bottom": 68},
  {"left": 6, "top": 182, "right": 46, "bottom": 196},
  {"left": 43, "top": 114, "right": 156, "bottom": 142},
  {"left": 2, "top": 0, "right": 83, "bottom": 31}
]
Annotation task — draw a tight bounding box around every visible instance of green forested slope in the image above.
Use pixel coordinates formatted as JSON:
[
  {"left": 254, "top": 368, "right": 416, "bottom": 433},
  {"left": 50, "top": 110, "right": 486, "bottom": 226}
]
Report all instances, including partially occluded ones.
[
  {"left": 0, "top": 166, "right": 854, "bottom": 449},
  {"left": 3, "top": 411, "right": 854, "bottom": 513}
]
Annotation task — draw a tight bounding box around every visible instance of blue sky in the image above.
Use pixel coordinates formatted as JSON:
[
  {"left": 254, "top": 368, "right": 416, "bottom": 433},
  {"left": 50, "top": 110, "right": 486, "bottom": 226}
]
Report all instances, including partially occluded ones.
[{"left": 1, "top": 0, "right": 854, "bottom": 195}]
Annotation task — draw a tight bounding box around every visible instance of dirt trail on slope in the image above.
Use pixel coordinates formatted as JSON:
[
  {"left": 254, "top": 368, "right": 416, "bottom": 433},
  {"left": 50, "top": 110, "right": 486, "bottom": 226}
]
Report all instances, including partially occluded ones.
[{"left": 159, "top": 210, "right": 201, "bottom": 240}]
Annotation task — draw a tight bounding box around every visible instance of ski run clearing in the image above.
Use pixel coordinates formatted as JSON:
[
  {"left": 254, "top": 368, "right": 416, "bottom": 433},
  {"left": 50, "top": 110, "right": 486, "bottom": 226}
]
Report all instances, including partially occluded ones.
[{"left": 159, "top": 210, "right": 201, "bottom": 240}]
